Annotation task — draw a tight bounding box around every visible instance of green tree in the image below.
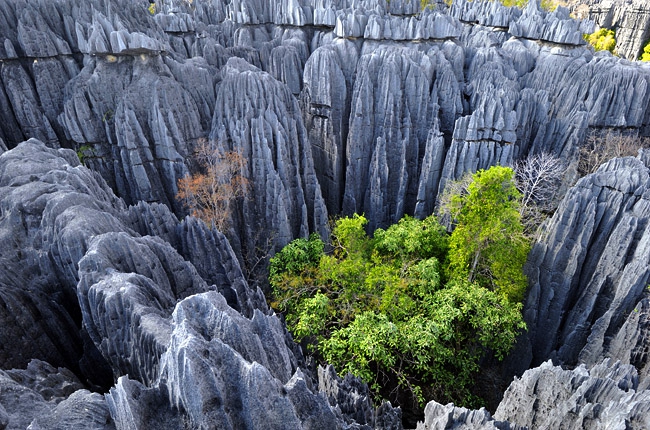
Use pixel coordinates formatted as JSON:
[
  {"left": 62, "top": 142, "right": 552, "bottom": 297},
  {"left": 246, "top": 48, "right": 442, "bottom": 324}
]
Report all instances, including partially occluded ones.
[
  {"left": 445, "top": 166, "right": 530, "bottom": 302},
  {"left": 584, "top": 28, "right": 616, "bottom": 53},
  {"left": 641, "top": 40, "right": 650, "bottom": 61},
  {"left": 270, "top": 210, "right": 526, "bottom": 409}
]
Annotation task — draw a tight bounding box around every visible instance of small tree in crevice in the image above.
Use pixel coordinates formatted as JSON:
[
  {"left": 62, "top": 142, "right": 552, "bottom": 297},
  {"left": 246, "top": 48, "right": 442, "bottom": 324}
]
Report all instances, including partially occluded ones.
[
  {"left": 176, "top": 138, "right": 248, "bottom": 232},
  {"left": 578, "top": 131, "right": 650, "bottom": 177},
  {"left": 445, "top": 166, "right": 530, "bottom": 303},
  {"left": 583, "top": 28, "right": 616, "bottom": 53},
  {"left": 641, "top": 39, "right": 650, "bottom": 61},
  {"left": 514, "top": 152, "right": 565, "bottom": 237}
]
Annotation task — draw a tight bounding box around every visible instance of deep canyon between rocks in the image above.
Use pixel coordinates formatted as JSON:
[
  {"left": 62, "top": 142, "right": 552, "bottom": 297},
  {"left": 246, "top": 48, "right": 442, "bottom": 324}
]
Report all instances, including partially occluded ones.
[{"left": 1, "top": 0, "right": 650, "bottom": 428}]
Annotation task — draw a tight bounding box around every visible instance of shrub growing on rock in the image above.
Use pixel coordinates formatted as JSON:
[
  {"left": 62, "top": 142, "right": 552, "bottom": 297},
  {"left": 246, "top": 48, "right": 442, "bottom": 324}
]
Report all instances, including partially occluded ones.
[
  {"left": 578, "top": 131, "right": 650, "bottom": 176},
  {"left": 641, "top": 39, "right": 650, "bottom": 61},
  {"left": 584, "top": 28, "right": 616, "bottom": 53},
  {"left": 270, "top": 167, "right": 528, "bottom": 411}
]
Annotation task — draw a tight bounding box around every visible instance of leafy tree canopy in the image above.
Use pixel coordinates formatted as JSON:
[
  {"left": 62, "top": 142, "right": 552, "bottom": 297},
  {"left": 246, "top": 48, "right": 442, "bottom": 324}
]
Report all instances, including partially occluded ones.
[
  {"left": 584, "top": 28, "right": 616, "bottom": 53},
  {"left": 446, "top": 166, "right": 530, "bottom": 303},
  {"left": 270, "top": 167, "right": 528, "bottom": 410}
]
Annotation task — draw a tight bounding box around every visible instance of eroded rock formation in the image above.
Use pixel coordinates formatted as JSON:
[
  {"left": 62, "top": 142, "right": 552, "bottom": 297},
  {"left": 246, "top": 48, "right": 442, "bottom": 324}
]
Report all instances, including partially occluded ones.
[
  {"left": 1, "top": 0, "right": 650, "bottom": 428},
  {"left": 579, "top": 0, "right": 650, "bottom": 61},
  {"left": 505, "top": 152, "right": 650, "bottom": 386},
  {"left": 0, "top": 139, "right": 396, "bottom": 429},
  {"left": 495, "top": 359, "right": 650, "bottom": 428}
]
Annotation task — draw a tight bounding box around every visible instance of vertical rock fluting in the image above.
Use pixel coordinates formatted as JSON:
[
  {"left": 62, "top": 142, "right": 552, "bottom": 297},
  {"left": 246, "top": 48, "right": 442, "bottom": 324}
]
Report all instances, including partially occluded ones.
[
  {"left": 3, "top": 1, "right": 650, "bottom": 427},
  {"left": 1, "top": 140, "right": 395, "bottom": 429},
  {"left": 0, "top": 139, "right": 265, "bottom": 386},
  {"left": 3, "top": 0, "right": 649, "bottom": 238},
  {"left": 508, "top": 0, "right": 593, "bottom": 45},
  {"left": 438, "top": 45, "right": 519, "bottom": 194},
  {"left": 0, "top": 0, "right": 168, "bottom": 150},
  {"left": 585, "top": 0, "right": 650, "bottom": 61},
  {"left": 300, "top": 39, "right": 359, "bottom": 215},
  {"left": 210, "top": 57, "right": 328, "bottom": 259},
  {"left": 342, "top": 42, "right": 462, "bottom": 231},
  {"left": 60, "top": 49, "right": 206, "bottom": 211},
  {"left": 512, "top": 154, "right": 650, "bottom": 383},
  {"left": 0, "top": 139, "right": 123, "bottom": 379}
]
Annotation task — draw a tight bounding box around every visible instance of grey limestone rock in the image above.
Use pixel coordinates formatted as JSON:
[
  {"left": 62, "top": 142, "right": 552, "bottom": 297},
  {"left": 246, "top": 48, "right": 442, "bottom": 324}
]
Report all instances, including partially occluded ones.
[
  {"left": 512, "top": 154, "right": 650, "bottom": 378},
  {"left": 605, "top": 296, "right": 650, "bottom": 389},
  {"left": 0, "top": 0, "right": 167, "bottom": 151},
  {"left": 3, "top": 1, "right": 650, "bottom": 428},
  {"left": 301, "top": 39, "right": 359, "bottom": 214},
  {"left": 174, "top": 216, "right": 269, "bottom": 318},
  {"left": 318, "top": 364, "right": 403, "bottom": 429},
  {"left": 105, "top": 376, "right": 181, "bottom": 430},
  {"left": 438, "top": 43, "right": 520, "bottom": 192},
  {"left": 154, "top": 12, "right": 196, "bottom": 34},
  {"left": 342, "top": 42, "right": 462, "bottom": 230},
  {"left": 227, "top": 0, "right": 314, "bottom": 26},
  {"left": 0, "top": 360, "right": 113, "bottom": 430},
  {"left": 0, "top": 369, "right": 53, "bottom": 430},
  {"left": 586, "top": 0, "right": 650, "bottom": 61},
  {"left": 28, "top": 389, "right": 114, "bottom": 430},
  {"left": 210, "top": 57, "right": 328, "bottom": 257},
  {"left": 4, "top": 360, "right": 85, "bottom": 403},
  {"left": 76, "top": 232, "right": 202, "bottom": 385},
  {"left": 1, "top": 60, "right": 60, "bottom": 146},
  {"left": 268, "top": 43, "right": 306, "bottom": 95},
  {"left": 335, "top": 9, "right": 370, "bottom": 38},
  {"left": 416, "top": 401, "right": 516, "bottom": 430},
  {"left": 0, "top": 403, "right": 7, "bottom": 430},
  {"left": 0, "top": 139, "right": 123, "bottom": 377},
  {"left": 509, "top": 0, "right": 592, "bottom": 45},
  {"left": 495, "top": 359, "right": 650, "bottom": 429},
  {"left": 363, "top": 11, "right": 461, "bottom": 41},
  {"left": 451, "top": 0, "right": 521, "bottom": 28},
  {"left": 60, "top": 53, "right": 205, "bottom": 210},
  {"left": 100, "top": 289, "right": 368, "bottom": 430},
  {"left": 0, "top": 140, "right": 288, "bottom": 425},
  {"left": 318, "top": 365, "right": 375, "bottom": 427}
]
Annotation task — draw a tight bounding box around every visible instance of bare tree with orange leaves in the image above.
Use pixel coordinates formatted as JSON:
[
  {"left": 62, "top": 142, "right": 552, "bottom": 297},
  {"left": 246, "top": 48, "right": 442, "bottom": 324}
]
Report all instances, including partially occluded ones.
[{"left": 177, "top": 138, "right": 248, "bottom": 231}]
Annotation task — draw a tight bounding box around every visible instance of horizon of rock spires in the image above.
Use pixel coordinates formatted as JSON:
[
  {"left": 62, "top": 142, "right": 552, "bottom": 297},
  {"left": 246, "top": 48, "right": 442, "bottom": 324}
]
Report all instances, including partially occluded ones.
[{"left": 1, "top": 0, "right": 650, "bottom": 428}]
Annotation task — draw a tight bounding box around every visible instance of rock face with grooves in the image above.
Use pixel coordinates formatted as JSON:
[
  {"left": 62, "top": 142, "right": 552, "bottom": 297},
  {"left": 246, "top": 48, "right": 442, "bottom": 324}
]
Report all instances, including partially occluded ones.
[
  {"left": 495, "top": 359, "right": 650, "bottom": 429},
  {"left": 2, "top": 0, "right": 649, "bottom": 238},
  {"left": 300, "top": 39, "right": 359, "bottom": 214},
  {"left": 342, "top": 42, "right": 460, "bottom": 230},
  {"left": 2, "top": 0, "right": 650, "bottom": 428},
  {"left": 585, "top": 0, "right": 650, "bottom": 61},
  {"left": 0, "top": 359, "right": 113, "bottom": 429},
  {"left": 510, "top": 153, "right": 650, "bottom": 386},
  {"left": 0, "top": 139, "right": 398, "bottom": 428},
  {"left": 60, "top": 52, "right": 205, "bottom": 210},
  {"left": 451, "top": 0, "right": 521, "bottom": 28},
  {"left": 416, "top": 401, "right": 516, "bottom": 430},
  {"left": 509, "top": 0, "right": 593, "bottom": 45},
  {"left": 210, "top": 57, "right": 328, "bottom": 256}
]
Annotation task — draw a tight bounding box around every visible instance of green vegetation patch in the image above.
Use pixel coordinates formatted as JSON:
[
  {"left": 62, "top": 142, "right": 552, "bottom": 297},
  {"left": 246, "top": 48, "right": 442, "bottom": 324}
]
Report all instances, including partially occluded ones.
[
  {"left": 270, "top": 166, "right": 529, "bottom": 410},
  {"left": 641, "top": 39, "right": 650, "bottom": 61},
  {"left": 584, "top": 28, "right": 616, "bottom": 53}
]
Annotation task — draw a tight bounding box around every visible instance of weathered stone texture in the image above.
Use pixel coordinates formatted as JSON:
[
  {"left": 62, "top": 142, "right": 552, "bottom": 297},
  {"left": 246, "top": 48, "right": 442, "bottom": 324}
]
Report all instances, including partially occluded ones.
[{"left": 2, "top": 0, "right": 650, "bottom": 428}]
